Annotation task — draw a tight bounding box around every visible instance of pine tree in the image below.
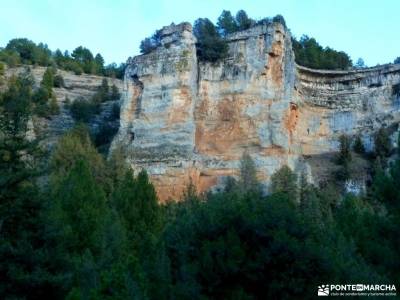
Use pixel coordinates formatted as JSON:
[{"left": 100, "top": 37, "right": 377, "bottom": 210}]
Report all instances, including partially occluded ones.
[
  {"left": 41, "top": 67, "right": 54, "bottom": 96},
  {"left": 50, "top": 124, "right": 109, "bottom": 191},
  {"left": 239, "top": 152, "right": 260, "bottom": 194},
  {"left": 110, "top": 84, "right": 120, "bottom": 100},
  {"left": 235, "top": 10, "right": 253, "bottom": 31},
  {"left": 193, "top": 18, "right": 228, "bottom": 63},
  {"left": 217, "top": 10, "right": 238, "bottom": 36},
  {"left": 0, "top": 73, "right": 55, "bottom": 298},
  {"left": 338, "top": 134, "right": 352, "bottom": 164},
  {"left": 51, "top": 159, "right": 108, "bottom": 256},
  {"left": 270, "top": 165, "right": 298, "bottom": 200},
  {"left": 94, "top": 53, "right": 104, "bottom": 75},
  {"left": 98, "top": 78, "right": 109, "bottom": 102},
  {"left": 374, "top": 128, "right": 392, "bottom": 158},
  {"left": 49, "top": 94, "right": 60, "bottom": 115}
]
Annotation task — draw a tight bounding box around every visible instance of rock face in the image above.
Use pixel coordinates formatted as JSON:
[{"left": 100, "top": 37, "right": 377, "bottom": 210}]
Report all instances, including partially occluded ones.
[
  {"left": 112, "top": 22, "right": 400, "bottom": 201},
  {"left": 2, "top": 66, "right": 123, "bottom": 144}
]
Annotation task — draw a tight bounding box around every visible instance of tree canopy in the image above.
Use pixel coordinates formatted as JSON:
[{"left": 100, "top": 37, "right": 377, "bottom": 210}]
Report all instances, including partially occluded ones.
[{"left": 0, "top": 38, "right": 126, "bottom": 78}]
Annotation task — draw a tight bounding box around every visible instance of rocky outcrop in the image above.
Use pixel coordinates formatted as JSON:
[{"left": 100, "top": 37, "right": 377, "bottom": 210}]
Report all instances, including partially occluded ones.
[
  {"left": 112, "top": 22, "right": 400, "bottom": 201},
  {"left": 2, "top": 66, "right": 123, "bottom": 144}
]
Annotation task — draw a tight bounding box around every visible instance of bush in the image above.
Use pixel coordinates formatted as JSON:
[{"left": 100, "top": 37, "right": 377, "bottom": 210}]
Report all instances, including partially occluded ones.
[
  {"left": 374, "top": 128, "right": 392, "bottom": 157},
  {"left": 110, "top": 84, "right": 120, "bottom": 100},
  {"left": 353, "top": 135, "right": 365, "bottom": 154},
  {"left": 53, "top": 74, "right": 65, "bottom": 88},
  {"left": 5, "top": 38, "right": 36, "bottom": 63},
  {"left": 0, "top": 62, "right": 4, "bottom": 76},
  {"left": 337, "top": 134, "right": 352, "bottom": 164},
  {"left": 0, "top": 49, "right": 21, "bottom": 67},
  {"left": 49, "top": 95, "right": 60, "bottom": 115},
  {"left": 64, "top": 60, "right": 83, "bottom": 75},
  {"left": 69, "top": 97, "right": 97, "bottom": 122}
]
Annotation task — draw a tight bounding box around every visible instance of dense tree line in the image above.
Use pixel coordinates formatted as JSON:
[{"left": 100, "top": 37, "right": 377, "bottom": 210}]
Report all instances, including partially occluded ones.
[
  {"left": 292, "top": 35, "right": 353, "bottom": 70},
  {"left": 0, "top": 38, "right": 125, "bottom": 78},
  {"left": 1, "top": 73, "right": 399, "bottom": 299}
]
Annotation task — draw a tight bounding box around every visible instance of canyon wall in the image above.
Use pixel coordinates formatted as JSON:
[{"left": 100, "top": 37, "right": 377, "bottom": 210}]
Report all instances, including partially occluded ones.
[{"left": 112, "top": 22, "right": 400, "bottom": 201}]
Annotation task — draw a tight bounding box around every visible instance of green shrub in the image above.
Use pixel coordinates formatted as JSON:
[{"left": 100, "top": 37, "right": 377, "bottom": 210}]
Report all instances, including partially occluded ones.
[
  {"left": 49, "top": 95, "right": 60, "bottom": 115},
  {"left": 353, "top": 135, "right": 365, "bottom": 154},
  {"left": 64, "top": 60, "right": 83, "bottom": 75},
  {"left": 374, "top": 128, "right": 392, "bottom": 157},
  {"left": 0, "top": 62, "right": 4, "bottom": 76},
  {"left": 139, "top": 29, "right": 162, "bottom": 54},
  {"left": 53, "top": 74, "right": 65, "bottom": 88},
  {"left": 0, "top": 49, "right": 21, "bottom": 67},
  {"left": 110, "top": 84, "right": 120, "bottom": 100},
  {"left": 69, "top": 97, "right": 97, "bottom": 122}
]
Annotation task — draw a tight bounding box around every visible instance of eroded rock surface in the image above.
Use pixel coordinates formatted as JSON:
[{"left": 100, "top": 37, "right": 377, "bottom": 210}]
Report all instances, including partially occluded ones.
[
  {"left": 112, "top": 22, "right": 400, "bottom": 201},
  {"left": 2, "top": 66, "right": 123, "bottom": 145}
]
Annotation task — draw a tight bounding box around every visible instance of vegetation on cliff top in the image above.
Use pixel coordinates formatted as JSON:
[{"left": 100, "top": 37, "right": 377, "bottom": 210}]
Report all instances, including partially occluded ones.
[
  {"left": 0, "top": 38, "right": 126, "bottom": 78},
  {"left": 1, "top": 73, "right": 399, "bottom": 298},
  {"left": 139, "top": 9, "right": 352, "bottom": 69}
]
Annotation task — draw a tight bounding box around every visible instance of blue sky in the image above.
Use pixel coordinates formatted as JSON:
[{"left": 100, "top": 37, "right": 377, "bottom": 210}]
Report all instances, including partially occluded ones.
[{"left": 1, "top": 0, "right": 399, "bottom": 66}]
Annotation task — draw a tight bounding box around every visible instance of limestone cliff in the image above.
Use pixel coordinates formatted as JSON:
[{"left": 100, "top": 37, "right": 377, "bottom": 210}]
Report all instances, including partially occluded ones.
[{"left": 112, "top": 22, "right": 400, "bottom": 201}]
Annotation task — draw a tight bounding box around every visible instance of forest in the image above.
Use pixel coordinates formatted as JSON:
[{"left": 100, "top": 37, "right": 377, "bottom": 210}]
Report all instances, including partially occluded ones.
[{"left": 0, "top": 69, "right": 399, "bottom": 299}]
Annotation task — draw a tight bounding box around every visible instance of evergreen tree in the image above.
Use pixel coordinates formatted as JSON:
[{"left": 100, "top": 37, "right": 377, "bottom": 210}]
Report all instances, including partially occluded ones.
[
  {"left": 193, "top": 18, "right": 228, "bottom": 63},
  {"left": 217, "top": 10, "right": 238, "bottom": 36},
  {"left": 139, "top": 30, "right": 162, "bottom": 54},
  {"left": 6, "top": 38, "right": 36, "bottom": 63},
  {"left": 71, "top": 46, "right": 95, "bottom": 74},
  {"left": 270, "top": 165, "right": 298, "bottom": 200},
  {"left": 272, "top": 14, "right": 286, "bottom": 27},
  {"left": 235, "top": 10, "right": 253, "bottom": 31},
  {"left": 110, "top": 84, "right": 120, "bottom": 100},
  {"left": 50, "top": 124, "right": 109, "bottom": 190},
  {"left": 374, "top": 127, "right": 392, "bottom": 158},
  {"left": 353, "top": 135, "right": 365, "bottom": 154},
  {"left": 94, "top": 53, "right": 104, "bottom": 75},
  {"left": 238, "top": 152, "right": 260, "bottom": 194},
  {"left": 338, "top": 134, "right": 352, "bottom": 164},
  {"left": 41, "top": 67, "right": 54, "bottom": 96},
  {"left": 53, "top": 74, "right": 65, "bottom": 88},
  {"left": 355, "top": 57, "right": 366, "bottom": 68},
  {"left": 49, "top": 95, "right": 60, "bottom": 115},
  {"left": 0, "top": 73, "right": 55, "bottom": 298}
]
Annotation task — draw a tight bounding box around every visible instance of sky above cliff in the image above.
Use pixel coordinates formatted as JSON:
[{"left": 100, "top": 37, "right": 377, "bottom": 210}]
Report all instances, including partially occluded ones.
[{"left": 1, "top": 0, "right": 399, "bottom": 66}]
